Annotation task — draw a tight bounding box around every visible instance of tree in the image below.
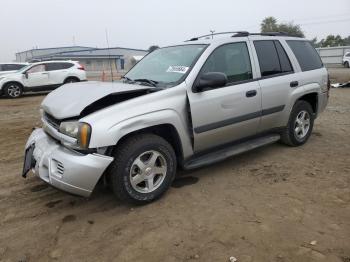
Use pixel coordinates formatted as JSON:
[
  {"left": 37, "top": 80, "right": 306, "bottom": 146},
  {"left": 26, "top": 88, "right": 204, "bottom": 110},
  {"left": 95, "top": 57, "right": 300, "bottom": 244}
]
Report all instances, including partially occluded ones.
[
  {"left": 148, "top": 45, "right": 160, "bottom": 52},
  {"left": 261, "top": 16, "right": 305, "bottom": 37},
  {"left": 311, "top": 35, "right": 350, "bottom": 47},
  {"left": 261, "top": 17, "right": 278, "bottom": 33}
]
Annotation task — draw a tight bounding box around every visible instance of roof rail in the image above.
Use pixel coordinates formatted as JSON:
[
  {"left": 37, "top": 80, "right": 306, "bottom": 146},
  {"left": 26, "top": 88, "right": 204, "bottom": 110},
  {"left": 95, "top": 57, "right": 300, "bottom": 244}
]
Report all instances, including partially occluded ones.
[
  {"left": 185, "top": 31, "right": 299, "bottom": 41},
  {"left": 185, "top": 31, "right": 249, "bottom": 42},
  {"left": 247, "top": 32, "right": 296, "bottom": 37}
]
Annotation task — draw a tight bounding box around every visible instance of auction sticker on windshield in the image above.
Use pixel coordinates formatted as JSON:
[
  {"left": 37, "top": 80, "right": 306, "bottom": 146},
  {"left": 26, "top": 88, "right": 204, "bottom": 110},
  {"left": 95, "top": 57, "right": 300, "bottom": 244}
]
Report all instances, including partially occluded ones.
[{"left": 166, "top": 66, "right": 189, "bottom": 74}]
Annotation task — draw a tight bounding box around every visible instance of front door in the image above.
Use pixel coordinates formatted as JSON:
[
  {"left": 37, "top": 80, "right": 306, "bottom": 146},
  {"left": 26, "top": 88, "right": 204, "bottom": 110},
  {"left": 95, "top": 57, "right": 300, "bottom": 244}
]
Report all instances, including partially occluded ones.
[
  {"left": 187, "top": 42, "right": 262, "bottom": 152},
  {"left": 24, "top": 64, "right": 50, "bottom": 89}
]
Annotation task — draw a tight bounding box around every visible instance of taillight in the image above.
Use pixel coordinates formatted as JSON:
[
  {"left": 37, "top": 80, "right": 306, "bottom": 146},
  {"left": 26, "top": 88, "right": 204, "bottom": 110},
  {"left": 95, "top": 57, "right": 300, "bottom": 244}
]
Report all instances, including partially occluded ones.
[{"left": 77, "top": 64, "right": 85, "bottom": 70}]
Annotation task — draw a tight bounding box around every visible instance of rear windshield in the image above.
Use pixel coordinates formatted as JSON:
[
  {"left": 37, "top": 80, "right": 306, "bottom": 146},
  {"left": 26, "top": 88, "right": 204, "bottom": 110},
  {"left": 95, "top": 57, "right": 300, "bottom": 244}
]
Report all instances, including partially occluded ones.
[{"left": 287, "top": 40, "right": 323, "bottom": 71}]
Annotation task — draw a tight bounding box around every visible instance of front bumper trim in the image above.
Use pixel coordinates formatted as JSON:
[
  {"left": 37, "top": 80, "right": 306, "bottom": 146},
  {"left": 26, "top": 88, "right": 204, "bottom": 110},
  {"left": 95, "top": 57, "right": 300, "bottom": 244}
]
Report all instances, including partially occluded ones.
[{"left": 25, "top": 128, "right": 114, "bottom": 197}]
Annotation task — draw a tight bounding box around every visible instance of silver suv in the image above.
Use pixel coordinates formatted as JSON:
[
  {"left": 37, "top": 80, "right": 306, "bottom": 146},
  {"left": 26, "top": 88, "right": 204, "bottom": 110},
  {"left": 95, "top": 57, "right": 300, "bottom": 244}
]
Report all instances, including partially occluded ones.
[{"left": 23, "top": 32, "right": 330, "bottom": 204}]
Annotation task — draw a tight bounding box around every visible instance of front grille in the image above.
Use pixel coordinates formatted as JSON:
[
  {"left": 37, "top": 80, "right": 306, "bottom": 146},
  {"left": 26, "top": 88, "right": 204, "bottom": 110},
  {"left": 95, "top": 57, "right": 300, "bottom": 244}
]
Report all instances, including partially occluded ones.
[{"left": 44, "top": 112, "right": 61, "bottom": 130}]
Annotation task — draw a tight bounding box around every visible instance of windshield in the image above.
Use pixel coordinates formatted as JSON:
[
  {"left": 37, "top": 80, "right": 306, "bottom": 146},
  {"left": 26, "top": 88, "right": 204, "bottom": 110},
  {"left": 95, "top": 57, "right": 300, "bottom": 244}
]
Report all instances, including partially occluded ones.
[{"left": 125, "top": 44, "right": 207, "bottom": 87}]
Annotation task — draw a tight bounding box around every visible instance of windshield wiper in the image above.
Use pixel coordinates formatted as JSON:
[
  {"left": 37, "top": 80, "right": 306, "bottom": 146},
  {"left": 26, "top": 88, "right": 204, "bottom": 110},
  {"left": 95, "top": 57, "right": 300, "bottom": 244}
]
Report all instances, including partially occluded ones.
[
  {"left": 121, "top": 76, "right": 133, "bottom": 82},
  {"left": 133, "top": 78, "right": 158, "bottom": 87}
]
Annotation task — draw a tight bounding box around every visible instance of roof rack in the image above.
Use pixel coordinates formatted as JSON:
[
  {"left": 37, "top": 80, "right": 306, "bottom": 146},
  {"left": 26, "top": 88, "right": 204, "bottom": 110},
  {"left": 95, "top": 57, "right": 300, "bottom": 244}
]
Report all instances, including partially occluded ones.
[
  {"left": 245, "top": 32, "right": 292, "bottom": 37},
  {"left": 185, "top": 31, "right": 298, "bottom": 41},
  {"left": 185, "top": 31, "right": 249, "bottom": 42}
]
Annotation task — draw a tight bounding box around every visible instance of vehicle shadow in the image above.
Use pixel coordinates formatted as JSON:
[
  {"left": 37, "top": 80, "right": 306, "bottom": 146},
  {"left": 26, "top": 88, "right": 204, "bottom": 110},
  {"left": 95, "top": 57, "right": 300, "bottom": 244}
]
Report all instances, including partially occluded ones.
[{"left": 0, "top": 92, "right": 49, "bottom": 99}]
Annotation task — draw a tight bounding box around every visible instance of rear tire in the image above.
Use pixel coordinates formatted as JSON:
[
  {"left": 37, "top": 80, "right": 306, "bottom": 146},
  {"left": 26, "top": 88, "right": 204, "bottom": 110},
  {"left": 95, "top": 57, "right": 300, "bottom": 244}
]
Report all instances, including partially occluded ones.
[
  {"left": 109, "top": 133, "right": 177, "bottom": 204},
  {"left": 4, "top": 82, "right": 23, "bottom": 98},
  {"left": 64, "top": 77, "right": 79, "bottom": 84},
  {"left": 345, "top": 61, "right": 349, "bottom": 68},
  {"left": 280, "top": 100, "right": 314, "bottom": 146}
]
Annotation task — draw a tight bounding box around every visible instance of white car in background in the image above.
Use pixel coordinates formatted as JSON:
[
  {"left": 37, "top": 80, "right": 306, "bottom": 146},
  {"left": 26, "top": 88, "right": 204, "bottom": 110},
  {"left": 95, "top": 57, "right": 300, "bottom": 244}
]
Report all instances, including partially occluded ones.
[
  {"left": 0, "top": 62, "right": 28, "bottom": 76},
  {"left": 0, "top": 60, "right": 87, "bottom": 98},
  {"left": 343, "top": 52, "right": 350, "bottom": 68}
]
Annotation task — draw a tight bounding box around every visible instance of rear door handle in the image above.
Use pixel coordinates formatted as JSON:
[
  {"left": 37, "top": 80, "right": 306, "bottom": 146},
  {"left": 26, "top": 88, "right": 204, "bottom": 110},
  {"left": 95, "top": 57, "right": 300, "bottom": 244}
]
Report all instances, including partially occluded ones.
[
  {"left": 246, "top": 90, "right": 257, "bottom": 97},
  {"left": 290, "top": 81, "right": 299, "bottom": 87}
]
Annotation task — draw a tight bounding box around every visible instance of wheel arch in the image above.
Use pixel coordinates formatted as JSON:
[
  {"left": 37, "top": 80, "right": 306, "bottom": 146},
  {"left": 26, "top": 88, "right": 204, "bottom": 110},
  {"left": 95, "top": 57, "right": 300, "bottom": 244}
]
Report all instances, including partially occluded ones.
[
  {"left": 64, "top": 76, "right": 80, "bottom": 83},
  {"left": 296, "top": 92, "right": 318, "bottom": 115},
  {"left": 3, "top": 81, "right": 24, "bottom": 89},
  {"left": 109, "top": 123, "right": 185, "bottom": 165}
]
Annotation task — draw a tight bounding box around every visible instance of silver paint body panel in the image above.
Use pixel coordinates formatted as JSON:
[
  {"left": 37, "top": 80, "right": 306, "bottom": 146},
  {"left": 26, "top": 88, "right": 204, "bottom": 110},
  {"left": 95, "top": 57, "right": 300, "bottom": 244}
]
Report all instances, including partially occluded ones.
[{"left": 24, "top": 35, "right": 328, "bottom": 197}]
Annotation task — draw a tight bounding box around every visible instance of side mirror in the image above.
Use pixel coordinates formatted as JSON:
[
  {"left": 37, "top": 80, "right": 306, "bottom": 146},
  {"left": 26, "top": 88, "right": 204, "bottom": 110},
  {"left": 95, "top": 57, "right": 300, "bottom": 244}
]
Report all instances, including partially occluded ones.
[
  {"left": 23, "top": 72, "right": 28, "bottom": 79},
  {"left": 193, "top": 72, "right": 227, "bottom": 92}
]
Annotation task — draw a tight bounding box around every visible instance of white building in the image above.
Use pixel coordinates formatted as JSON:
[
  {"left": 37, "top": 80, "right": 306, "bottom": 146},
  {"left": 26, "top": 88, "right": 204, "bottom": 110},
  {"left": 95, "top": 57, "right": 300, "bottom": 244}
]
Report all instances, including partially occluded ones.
[{"left": 15, "top": 46, "right": 148, "bottom": 73}]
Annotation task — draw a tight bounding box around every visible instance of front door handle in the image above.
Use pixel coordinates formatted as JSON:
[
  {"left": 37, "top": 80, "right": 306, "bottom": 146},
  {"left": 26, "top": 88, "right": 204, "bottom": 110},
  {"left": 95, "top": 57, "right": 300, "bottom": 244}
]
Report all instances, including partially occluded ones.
[
  {"left": 246, "top": 90, "right": 257, "bottom": 97},
  {"left": 290, "top": 81, "right": 299, "bottom": 87}
]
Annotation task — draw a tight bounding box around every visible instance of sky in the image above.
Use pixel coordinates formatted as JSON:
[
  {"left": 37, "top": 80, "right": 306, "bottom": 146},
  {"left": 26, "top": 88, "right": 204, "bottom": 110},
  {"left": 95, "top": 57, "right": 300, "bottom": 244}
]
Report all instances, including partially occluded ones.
[{"left": 0, "top": 0, "right": 349, "bottom": 62}]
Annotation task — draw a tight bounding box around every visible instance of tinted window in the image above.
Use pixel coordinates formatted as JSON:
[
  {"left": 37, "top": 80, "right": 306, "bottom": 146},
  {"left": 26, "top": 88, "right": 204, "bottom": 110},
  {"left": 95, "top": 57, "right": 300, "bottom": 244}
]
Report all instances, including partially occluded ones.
[
  {"left": 287, "top": 40, "right": 323, "bottom": 71},
  {"left": 254, "top": 40, "right": 293, "bottom": 77},
  {"left": 46, "top": 62, "right": 73, "bottom": 71},
  {"left": 346, "top": 53, "right": 350, "bottom": 57},
  {"left": 274, "top": 41, "right": 293, "bottom": 73},
  {"left": 201, "top": 42, "right": 252, "bottom": 83},
  {"left": 1, "top": 64, "right": 26, "bottom": 71}
]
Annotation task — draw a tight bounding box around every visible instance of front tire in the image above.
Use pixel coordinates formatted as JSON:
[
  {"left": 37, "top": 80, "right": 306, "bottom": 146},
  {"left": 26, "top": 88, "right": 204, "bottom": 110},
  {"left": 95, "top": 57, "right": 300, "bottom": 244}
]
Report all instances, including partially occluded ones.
[
  {"left": 109, "top": 134, "right": 177, "bottom": 204},
  {"left": 281, "top": 100, "right": 314, "bottom": 146},
  {"left": 344, "top": 61, "right": 349, "bottom": 68},
  {"left": 4, "top": 82, "right": 23, "bottom": 98}
]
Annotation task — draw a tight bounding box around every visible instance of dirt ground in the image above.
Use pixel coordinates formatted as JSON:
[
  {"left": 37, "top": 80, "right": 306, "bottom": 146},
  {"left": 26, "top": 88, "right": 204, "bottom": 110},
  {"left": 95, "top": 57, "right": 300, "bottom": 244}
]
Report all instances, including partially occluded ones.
[{"left": 0, "top": 75, "right": 350, "bottom": 261}]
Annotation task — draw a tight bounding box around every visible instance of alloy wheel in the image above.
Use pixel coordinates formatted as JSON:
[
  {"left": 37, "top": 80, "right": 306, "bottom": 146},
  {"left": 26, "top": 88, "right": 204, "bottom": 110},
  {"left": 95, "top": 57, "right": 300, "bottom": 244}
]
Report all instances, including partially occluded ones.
[
  {"left": 129, "top": 150, "right": 167, "bottom": 193},
  {"left": 7, "top": 84, "right": 21, "bottom": 98},
  {"left": 294, "top": 110, "right": 310, "bottom": 140}
]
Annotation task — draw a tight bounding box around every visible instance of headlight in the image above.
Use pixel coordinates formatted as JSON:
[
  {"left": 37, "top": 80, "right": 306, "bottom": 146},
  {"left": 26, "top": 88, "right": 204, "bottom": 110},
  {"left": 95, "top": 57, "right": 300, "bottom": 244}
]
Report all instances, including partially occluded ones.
[{"left": 59, "top": 121, "right": 91, "bottom": 149}]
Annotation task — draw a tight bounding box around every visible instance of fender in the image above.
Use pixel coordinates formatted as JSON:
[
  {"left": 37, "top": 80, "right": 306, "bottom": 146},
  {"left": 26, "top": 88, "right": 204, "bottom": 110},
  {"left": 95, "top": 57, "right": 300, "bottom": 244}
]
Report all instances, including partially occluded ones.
[
  {"left": 87, "top": 109, "right": 194, "bottom": 159},
  {"left": 0, "top": 80, "right": 24, "bottom": 90},
  {"left": 283, "top": 82, "right": 321, "bottom": 125}
]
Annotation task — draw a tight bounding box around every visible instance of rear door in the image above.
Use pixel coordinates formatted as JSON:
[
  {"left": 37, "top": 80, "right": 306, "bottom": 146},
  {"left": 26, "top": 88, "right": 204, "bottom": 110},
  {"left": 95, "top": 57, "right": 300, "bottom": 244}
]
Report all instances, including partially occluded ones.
[
  {"left": 251, "top": 39, "right": 297, "bottom": 132},
  {"left": 46, "top": 62, "right": 74, "bottom": 85},
  {"left": 187, "top": 41, "right": 262, "bottom": 152},
  {"left": 24, "top": 64, "right": 50, "bottom": 88}
]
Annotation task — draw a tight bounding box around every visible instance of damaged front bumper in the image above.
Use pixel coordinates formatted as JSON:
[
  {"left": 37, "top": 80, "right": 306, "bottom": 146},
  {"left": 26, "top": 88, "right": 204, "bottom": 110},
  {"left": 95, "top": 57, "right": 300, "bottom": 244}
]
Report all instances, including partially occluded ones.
[{"left": 23, "top": 128, "right": 114, "bottom": 197}]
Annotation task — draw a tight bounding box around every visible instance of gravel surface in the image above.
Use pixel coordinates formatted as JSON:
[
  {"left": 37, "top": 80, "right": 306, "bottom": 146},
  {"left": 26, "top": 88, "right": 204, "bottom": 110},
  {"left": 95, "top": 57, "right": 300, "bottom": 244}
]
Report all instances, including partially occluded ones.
[{"left": 0, "top": 87, "right": 349, "bottom": 262}]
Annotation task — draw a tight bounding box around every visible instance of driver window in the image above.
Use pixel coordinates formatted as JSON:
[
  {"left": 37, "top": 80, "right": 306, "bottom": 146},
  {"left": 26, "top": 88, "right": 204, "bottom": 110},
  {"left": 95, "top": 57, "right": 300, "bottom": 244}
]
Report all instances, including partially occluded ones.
[
  {"left": 201, "top": 42, "right": 253, "bottom": 84},
  {"left": 27, "top": 64, "right": 46, "bottom": 74}
]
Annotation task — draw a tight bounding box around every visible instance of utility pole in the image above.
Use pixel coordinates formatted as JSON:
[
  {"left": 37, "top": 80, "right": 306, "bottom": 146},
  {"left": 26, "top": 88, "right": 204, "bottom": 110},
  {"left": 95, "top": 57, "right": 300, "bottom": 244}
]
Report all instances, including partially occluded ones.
[{"left": 105, "top": 28, "right": 114, "bottom": 82}]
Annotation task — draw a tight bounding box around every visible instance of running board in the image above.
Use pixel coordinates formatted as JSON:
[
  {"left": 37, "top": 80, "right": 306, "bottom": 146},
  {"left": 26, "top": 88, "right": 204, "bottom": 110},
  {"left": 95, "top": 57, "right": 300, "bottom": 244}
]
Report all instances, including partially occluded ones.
[{"left": 184, "top": 134, "right": 280, "bottom": 170}]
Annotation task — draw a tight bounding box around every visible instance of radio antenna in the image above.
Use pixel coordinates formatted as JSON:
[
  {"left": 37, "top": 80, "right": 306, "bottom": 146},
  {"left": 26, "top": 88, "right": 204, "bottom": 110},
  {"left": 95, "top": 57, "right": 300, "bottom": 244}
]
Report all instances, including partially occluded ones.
[{"left": 105, "top": 28, "right": 114, "bottom": 82}]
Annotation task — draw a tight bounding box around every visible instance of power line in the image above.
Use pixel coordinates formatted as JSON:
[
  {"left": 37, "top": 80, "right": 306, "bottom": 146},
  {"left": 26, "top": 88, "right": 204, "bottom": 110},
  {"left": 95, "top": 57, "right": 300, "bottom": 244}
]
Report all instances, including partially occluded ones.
[
  {"left": 281, "top": 13, "right": 350, "bottom": 23},
  {"left": 299, "top": 18, "right": 350, "bottom": 26}
]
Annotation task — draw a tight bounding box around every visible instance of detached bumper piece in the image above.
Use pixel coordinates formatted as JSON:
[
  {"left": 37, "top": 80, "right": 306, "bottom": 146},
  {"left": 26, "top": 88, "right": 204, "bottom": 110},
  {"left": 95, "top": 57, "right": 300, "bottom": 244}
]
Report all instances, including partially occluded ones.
[{"left": 23, "top": 128, "right": 114, "bottom": 197}]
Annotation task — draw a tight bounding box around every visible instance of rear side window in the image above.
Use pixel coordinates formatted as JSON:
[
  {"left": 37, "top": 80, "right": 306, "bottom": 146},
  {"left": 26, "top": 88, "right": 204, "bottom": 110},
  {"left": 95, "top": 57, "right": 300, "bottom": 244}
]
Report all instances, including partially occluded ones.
[
  {"left": 287, "top": 40, "right": 323, "bottom": 71},
  {"left": 274, "top": 41, "right": 293, "bottom": 73},
  {"left": 254, "top": 40, "right": 293, "bottom": 77},
  {"left": 1, "top": 64, "right": 26, "bottom": 71},
  {"left": 46, "top": 62, "right": 74, "bottom": 71},
  {"left": 201, "top": 42, "right": 253, "bottom": 84}
]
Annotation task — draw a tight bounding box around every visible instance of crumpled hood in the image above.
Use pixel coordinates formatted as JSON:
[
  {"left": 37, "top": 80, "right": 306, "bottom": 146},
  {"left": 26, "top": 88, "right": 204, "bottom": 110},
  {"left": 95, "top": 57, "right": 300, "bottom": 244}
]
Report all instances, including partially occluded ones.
[{"left": 42, "top": 81, "right": 153, "bottom": 119}]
